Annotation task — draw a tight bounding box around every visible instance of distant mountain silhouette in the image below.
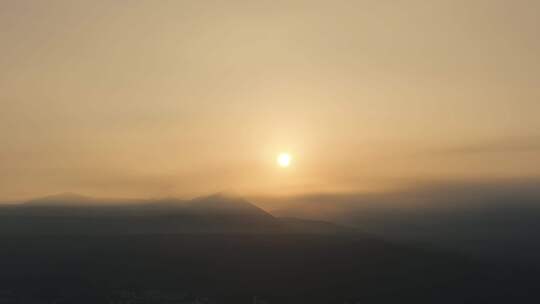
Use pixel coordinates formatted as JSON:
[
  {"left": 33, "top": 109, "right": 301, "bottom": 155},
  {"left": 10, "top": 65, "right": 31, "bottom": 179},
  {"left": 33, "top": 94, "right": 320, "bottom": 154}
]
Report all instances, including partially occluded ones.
[
  {"left": 0, "top": 193, "right": 352, "bottom": 235},
  {"left": 1, "top": 193, "right": 539, "bottom": 302},
  {"left": 266, "top": 184, "right": 540, "bottom": 264},
  {"left": 187, "top": 193, "right": 273, "bottom": 216},
  {"left": 24, "top": 192, "right": 99, "bottom": 206}
]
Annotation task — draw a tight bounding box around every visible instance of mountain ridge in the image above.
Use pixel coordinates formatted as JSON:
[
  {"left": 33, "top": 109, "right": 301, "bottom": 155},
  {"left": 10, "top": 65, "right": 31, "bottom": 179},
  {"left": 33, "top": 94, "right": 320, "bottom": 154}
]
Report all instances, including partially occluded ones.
[{"left": 0, "top": 193, "right": 353, "bottom": 235}]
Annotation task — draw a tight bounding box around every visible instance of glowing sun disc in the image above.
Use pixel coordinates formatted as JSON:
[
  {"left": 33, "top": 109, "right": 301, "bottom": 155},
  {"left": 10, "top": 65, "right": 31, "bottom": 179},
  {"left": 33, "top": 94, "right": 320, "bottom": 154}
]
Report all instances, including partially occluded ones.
[{"left": 277, "top": 153, "right": 292, "bottom": 167}]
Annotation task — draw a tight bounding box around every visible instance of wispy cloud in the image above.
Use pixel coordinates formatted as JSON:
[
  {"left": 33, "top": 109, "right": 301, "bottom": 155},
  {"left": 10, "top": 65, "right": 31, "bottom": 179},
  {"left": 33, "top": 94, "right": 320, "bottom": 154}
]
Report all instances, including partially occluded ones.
[{"left": 426, "top": 136, "right": 540, "bottom": 156}]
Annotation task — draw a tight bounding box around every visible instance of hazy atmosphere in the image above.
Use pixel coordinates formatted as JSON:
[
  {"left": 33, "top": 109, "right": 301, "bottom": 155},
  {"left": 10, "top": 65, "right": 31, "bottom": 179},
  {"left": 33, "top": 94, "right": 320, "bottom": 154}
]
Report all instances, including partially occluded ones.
[
  {"left": 2, "top": 0, "right": 540, "bottom": 201},
  {"left": 2, "top": 1, "right": 540, "bottom": 303}
]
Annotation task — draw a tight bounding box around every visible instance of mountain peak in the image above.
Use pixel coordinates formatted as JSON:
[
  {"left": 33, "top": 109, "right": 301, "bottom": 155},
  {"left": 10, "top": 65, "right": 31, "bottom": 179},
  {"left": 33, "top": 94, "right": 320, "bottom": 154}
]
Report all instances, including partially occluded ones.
[
  {"left": 190, "top": 193, "right": 258, "bottom": 210},
  {"left": 191, "top": 192, "right": 242, "bottom": 202},
  {"left": 186, "top": 193, "right": 277, "bottom": 222}
]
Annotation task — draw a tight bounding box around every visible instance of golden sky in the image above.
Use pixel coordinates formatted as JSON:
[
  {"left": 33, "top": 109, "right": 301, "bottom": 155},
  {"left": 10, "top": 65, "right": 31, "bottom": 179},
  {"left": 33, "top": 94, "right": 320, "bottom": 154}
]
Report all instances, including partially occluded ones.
[{"left": 1, "top": 0, "right": 539, "bottom": 200}]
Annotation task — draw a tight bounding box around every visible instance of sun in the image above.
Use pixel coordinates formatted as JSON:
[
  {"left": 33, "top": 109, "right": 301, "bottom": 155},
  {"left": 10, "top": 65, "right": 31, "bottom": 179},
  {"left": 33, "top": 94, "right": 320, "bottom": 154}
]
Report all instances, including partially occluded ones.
[{"left": 277, "top": 153, "right": 292, "bottom": 167}]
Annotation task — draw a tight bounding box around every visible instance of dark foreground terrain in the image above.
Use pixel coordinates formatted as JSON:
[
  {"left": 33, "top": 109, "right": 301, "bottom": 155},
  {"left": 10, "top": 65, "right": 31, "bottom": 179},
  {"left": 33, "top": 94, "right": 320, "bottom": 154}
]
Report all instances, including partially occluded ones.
[{"left": 0, "top": 234, "right": 538, "bottom": 304}]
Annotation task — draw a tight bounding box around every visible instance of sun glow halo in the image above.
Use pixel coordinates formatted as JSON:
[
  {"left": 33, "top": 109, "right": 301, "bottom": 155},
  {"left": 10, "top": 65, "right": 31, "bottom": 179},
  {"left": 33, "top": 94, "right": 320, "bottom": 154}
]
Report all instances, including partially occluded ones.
[{"left": 277, "top": 153, "right": 292, "bottom": 168}]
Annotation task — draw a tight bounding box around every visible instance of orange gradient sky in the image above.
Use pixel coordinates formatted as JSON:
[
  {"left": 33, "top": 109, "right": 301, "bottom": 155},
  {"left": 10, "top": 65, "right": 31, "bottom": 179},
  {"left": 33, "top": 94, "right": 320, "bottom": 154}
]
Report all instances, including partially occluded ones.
[{"left": 1, "top": 0, "right": 540, "bottom": 200}]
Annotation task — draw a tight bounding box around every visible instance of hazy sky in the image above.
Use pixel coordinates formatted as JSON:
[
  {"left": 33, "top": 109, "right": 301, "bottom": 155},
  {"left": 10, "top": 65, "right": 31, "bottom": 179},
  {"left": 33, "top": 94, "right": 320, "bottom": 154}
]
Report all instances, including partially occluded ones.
[{"left": 1, "top": 0, "right": 539, "bottom": 200}]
